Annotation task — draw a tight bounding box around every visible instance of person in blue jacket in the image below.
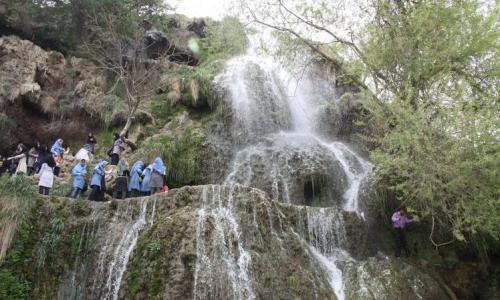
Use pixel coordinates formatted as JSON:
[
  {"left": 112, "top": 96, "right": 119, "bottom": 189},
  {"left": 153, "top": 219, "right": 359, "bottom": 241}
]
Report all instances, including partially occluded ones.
[
  {"left": 88, "top": 160, "right": 108, "bottom": 201},
  {"left": 139, "top": 163, "right": 153, "bottom": 196},
  {"left": 70, "top": 159, "right": 87, "bottom": 199},
  {"left": 128, "top": 160, "right": 144, "bottom": 197},
  {"left": 150, "top": 157, "right": 167, "bottom": 194}
]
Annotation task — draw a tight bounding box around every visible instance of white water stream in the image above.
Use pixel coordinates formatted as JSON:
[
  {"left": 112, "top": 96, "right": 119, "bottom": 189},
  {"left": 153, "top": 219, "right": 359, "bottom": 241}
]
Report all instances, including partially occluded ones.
[{"left": 217, "top": 33, "right": 372, "bottom": 299}]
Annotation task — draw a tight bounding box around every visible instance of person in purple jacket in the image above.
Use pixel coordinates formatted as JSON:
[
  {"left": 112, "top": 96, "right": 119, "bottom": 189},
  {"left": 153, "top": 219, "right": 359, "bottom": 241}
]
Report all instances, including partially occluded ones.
[{"left": 391, "top": 205, "right": 414, "bottom": 257}]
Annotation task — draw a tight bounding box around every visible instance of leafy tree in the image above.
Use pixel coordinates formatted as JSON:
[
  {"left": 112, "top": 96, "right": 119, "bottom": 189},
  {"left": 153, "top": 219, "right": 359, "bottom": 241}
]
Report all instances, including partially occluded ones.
[{"left": 244, "top": 0, "right": 500, "bottom": 250}]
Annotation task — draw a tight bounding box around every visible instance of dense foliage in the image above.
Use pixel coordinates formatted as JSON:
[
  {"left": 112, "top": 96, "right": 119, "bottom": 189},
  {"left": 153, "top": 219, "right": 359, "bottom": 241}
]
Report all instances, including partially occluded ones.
[
  {"left": 247, "top": 0, "right": 499, "bottom": 251},
  {"left": 1, "top": 0, "right": 170, "bottom": 53},
  {"left": 362, "top": 0, "right": 499, "bottom": 249}
]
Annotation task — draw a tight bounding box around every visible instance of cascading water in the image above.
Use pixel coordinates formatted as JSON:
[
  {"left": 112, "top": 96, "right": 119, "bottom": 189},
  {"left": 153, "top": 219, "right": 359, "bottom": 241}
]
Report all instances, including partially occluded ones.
[
  {"left": 88, "top": 197, "right": 155, "bottom": 300},
  {"left": 193, "top": 185, "right": 255, "bottom": 300},
  {"left": 217, "top": 32, "right": 372, "bottom": 299}
]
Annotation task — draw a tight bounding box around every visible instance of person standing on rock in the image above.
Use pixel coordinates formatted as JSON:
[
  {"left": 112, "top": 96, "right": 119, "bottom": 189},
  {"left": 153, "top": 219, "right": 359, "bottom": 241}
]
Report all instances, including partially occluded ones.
[
  {"left": 51, "top": 139, "right": 64, "bottom": 160},
  {"left": 110, "top": 134, "right": 127, "bottom": 165},
  {"left": 140, "top": 163, "right": 153, "bottom": 196},
  {"left": 150, "top": 157, "right": 167, "bottom": 195},
  {"left": 87, "top": 133, "right": 97, "bottom": 154},
  {"left": 70, "top": 159, "right": 87, "bottom": 199},
  {"left": 7, "top": 142, "right": 28, "bottom": 175},
  {"left": 27, "top": 141, "right": 40, "bottom": 176},
  {"left": 114, "top": 159, "right": 129, "bottom": 199},
  {"left": 391, "top": 206, "right": 414, "bottom": 257},
  {"left": 36, "top": 163, "right": 54, "bottom": 196},
  {"left": 128, "top": 160, "right": 144, "bottom": 197},
  {"left": 34, "top": 145, "right": 50, "bottom": 174},
  {"left": 89, "top": 160, "right": 109, "bottom": 201},
  {"left": 51, "top": 138, "right": 66, "bottom": 176}
]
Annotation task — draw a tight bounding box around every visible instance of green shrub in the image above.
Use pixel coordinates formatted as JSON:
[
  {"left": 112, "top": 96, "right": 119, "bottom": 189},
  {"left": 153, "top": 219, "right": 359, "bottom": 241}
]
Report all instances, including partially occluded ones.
[
  {"left": 0, "top": 269, "right": 29, "bottom": 299},
  {"left": 0, "top": 175, "right": 37, "bottom": 223},
  {"left": 132, "top": 128, "right": 205, "bottom": 188}
]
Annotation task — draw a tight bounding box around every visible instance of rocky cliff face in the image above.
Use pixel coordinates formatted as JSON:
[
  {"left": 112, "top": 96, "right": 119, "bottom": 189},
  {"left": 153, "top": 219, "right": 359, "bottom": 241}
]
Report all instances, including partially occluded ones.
[
  {"left": 0, "top": 35, "right": 107, "bottom": 153},
  {"left": 0, "top": 185, "right": 452, "bottom": 300}
]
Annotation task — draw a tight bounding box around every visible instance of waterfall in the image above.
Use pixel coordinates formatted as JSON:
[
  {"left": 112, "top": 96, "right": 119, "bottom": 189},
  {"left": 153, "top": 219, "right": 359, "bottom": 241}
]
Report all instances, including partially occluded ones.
[
  {"left": 87, "top": 197, "right": 154, "bottom": 300},
  {"left": 193, "top": 185, "right": 255, "bottom": 300},
  {"left": 217, "top": 32, "right": 372, "bottom": 299}
]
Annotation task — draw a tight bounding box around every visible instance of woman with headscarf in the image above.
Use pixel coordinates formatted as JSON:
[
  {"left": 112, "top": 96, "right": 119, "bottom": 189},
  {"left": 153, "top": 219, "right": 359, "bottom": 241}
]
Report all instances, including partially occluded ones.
[
  {"left": 150, "top": 157, "right": 167, "bottom": 194},
  {"left": 7, "top": 143, "right": 28, "bottom": 175},
  {"left": 113, "top": 159, "right": 129, "bottom": 199},
  {"left": 89, "top": 160, "right": 109, "bottom": 201},
  {"left": 139, "top": 163, "right": 153, "bottom": 196},
  {"left": 51, "top": 138, "right": 65, "bottom": 176},
  {"left": 51, "top": 139, "right": 64, "bottom": 159},
  {"left": 70, "top": 159, "right": 87, "bottom": 198},
  {"left": 128, "top": 160, "right": 144, "bottom": 197},
  {"left": 36, "top": 163, "right": 54, "bottom": 195}
]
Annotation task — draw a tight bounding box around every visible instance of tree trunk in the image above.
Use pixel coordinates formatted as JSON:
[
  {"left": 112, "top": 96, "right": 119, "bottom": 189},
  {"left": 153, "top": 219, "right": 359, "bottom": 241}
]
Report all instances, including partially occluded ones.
[{"left": 120, "top": 115, "right": 133, "bottom": 137}]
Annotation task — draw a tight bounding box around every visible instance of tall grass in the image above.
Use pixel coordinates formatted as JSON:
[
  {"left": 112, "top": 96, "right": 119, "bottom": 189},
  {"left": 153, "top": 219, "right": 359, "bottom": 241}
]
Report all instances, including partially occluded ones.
[{"left": 0, "top": 175, "right": 37, "bottom": 261}]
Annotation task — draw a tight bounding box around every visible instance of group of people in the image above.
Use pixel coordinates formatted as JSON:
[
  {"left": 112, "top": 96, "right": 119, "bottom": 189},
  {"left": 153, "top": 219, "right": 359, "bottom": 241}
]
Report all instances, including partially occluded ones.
[
  {"left": 69, "top": 156, "right": 168, "bottom": 201},
  {"left": 0, "top": 132, "right": 169, "bottom": 201}
]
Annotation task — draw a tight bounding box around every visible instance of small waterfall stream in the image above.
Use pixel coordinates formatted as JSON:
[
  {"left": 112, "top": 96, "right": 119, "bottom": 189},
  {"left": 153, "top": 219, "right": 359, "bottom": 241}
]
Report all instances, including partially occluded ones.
[
  {"left": 193, "top": 185, "right": 255, "bottom": 300},
  {"left": 216, "top": 33, "right": 372, "bottom": 299}
]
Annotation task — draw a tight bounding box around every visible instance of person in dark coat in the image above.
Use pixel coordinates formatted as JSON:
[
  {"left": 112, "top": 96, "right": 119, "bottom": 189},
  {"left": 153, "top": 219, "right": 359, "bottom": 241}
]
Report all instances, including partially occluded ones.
[
  {"left": 27, "top": 141, "right": 40, "bottom": 176},
  {"left": 87, "top": 133, "right": 97, "bottom": 154},
  {"left": 110, "top": 134, "right": 126, "bottom": 165},
  {"left": 113, "top": 159, "right": 129, "bottom": 199}
]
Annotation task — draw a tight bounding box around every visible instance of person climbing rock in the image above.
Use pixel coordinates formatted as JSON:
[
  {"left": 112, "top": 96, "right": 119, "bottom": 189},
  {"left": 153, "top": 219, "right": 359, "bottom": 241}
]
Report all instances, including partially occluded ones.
[
  {"left": 391, "top": 206, "right": 414, "bottom": 257},
  {"left": 51, "top": 138, "right": 65, "bottom": 176},
  {"left": 114, "top": 159, "right": 129, "bottom": 199},
  {"left": 150, "top": 157, "right": 167, "bottom": 195},
  {"left": 27, "top": 141, "right": 40, "bottom": 176},
  {"left": 7, "top": 142, "right": 28, "bottom": 175},
  {"left": 128, "top": 160, "right": 144, "bottom": 197},
  {"left": 36, "top": 163, "right": 54, "bottom": 196},
  {"left": 140, "top": 163, "right": 153, "bottom": 196},
  {"left": 87, "top": 132, "right": 97, "bottom": 154},
  {"left": 71, "top": 159, "right": 87, "bottom": 199},
  {"left": 89, "top": 160, "right": 109, "bottom": 201},
  {"left": 51, "top": 138, "right": 64, "bottom": 160},
  {"left": 110, "top": 133, "right": 126, "bottom": 165}
]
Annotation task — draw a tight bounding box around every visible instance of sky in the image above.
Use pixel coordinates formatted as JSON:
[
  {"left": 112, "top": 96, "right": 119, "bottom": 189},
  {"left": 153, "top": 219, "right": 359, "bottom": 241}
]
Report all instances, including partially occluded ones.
[{"left": 173, "top": 0, "right": 233, "bottom": 19}]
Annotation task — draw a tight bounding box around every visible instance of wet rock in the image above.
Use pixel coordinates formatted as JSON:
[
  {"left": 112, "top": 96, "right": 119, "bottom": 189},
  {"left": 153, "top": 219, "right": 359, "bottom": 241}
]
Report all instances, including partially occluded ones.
[{"left": 343, "top": 256, "right": 451, "bottom": 300}]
